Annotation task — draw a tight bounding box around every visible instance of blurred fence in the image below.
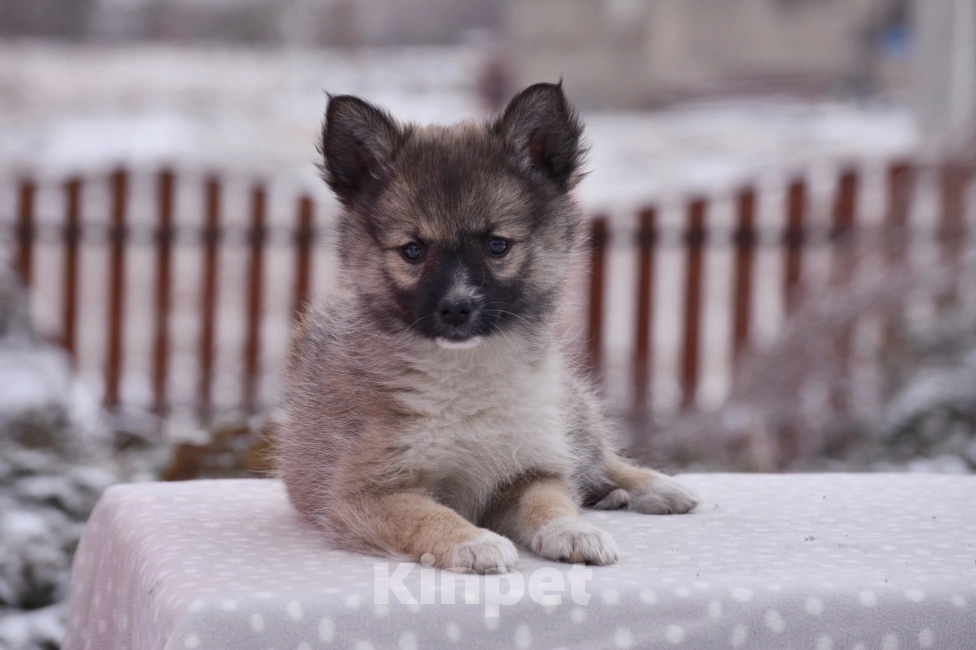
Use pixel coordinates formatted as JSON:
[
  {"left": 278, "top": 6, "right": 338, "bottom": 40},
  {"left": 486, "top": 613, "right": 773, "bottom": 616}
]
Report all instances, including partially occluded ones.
[{"left": 2, "top": 158, "right": 974, "bottom": 425}]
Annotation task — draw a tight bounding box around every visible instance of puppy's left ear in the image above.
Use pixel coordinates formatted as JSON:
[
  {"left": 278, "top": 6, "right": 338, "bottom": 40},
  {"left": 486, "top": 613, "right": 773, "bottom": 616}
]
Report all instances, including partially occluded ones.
[{"left": 493, "top": 82, "right": 586, "bottom": 192}]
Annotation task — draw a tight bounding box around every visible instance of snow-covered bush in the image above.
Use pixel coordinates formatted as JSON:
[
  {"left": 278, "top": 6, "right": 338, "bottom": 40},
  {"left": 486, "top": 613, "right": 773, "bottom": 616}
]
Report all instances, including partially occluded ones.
[
  {"left": 645, "top": 247, "right": 976, "bottom": 474},
  {"left": 0, "top": 265, "right": 123, "bottom": 650}
]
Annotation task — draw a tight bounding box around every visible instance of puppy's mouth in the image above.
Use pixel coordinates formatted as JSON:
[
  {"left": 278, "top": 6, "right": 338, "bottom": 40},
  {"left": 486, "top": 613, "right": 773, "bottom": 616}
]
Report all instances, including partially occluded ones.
[{"left": 435, "top": 335, "right": 484, "bottom": 350}]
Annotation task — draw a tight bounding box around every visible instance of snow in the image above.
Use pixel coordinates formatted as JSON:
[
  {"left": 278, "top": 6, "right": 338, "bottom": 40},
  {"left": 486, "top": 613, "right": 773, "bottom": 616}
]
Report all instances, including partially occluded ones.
[
  {"left": 0, "top": 348, "right": 73, "bottom": 414},
  {"left": 0, "top": 264, "right": 166, "bottom": 650},
  {"left": 0, "top": 43, "right": 918, "bottom": 208},
  {"left": 0, "top": 604, "right": 65, "bottom": 650}
]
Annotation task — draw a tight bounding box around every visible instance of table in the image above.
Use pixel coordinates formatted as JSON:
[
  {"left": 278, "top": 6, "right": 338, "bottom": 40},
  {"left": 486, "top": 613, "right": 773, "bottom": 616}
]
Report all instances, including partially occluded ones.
[{"left": 64, "top": 474, "right": 976, "bottom": 649}]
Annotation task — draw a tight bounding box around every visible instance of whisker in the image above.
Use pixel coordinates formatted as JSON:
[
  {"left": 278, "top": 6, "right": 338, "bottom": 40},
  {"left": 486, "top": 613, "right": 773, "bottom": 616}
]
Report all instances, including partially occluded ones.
[{"left": 484, "top": 308, "right": 532, "bottom": 324}]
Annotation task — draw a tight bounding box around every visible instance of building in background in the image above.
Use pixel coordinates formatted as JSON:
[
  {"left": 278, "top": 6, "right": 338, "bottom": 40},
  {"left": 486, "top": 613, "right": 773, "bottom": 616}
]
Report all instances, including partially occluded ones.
[{"left": 503, "top": 0, "right": 892, "bottom": 108}]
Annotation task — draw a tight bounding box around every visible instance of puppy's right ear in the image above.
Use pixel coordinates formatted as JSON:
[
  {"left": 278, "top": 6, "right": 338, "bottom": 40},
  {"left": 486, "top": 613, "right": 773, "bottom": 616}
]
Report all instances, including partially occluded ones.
[{"left": 320, "top": 95, "right": 403, "bottom": 204}]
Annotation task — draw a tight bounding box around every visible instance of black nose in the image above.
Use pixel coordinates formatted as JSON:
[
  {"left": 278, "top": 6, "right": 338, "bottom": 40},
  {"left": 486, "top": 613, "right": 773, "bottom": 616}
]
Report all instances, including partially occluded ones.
[{"left": 438, "top": 297, "right": 472, "bottom": 326}]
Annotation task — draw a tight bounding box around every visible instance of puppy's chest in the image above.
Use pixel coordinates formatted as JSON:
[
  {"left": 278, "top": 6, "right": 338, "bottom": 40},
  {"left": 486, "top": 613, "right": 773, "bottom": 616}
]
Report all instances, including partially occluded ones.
[{"left": 393, "top": 361, "right": 572, "bottom": 480}]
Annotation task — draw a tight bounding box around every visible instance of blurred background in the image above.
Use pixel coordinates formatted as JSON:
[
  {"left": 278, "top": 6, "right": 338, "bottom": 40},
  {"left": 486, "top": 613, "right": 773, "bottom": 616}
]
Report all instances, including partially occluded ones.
[{"left": 1, "top": 1, "right": 974, "bottom": 647}]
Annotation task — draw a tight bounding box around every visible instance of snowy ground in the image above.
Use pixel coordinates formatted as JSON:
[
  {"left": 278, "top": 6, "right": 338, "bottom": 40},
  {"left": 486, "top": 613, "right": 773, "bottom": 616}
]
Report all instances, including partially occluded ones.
[{"left": 0, "top": 43, "right": 924, "bottom": 416}]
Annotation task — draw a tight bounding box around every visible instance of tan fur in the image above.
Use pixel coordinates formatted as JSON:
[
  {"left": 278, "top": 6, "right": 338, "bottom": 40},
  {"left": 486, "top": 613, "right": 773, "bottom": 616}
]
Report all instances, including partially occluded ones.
[
  {"left": 605, "top": 453, "right": 661, "bottom": 490},
  {"left": 277, "top": 84, "right": 698, "bottom": 572}
]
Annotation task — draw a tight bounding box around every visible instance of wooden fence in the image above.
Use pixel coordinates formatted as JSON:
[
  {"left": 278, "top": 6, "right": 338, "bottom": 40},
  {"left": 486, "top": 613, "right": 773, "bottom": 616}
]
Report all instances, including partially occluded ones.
[{"left": 3, "top": 158, "right": 973, "bottom": 422}]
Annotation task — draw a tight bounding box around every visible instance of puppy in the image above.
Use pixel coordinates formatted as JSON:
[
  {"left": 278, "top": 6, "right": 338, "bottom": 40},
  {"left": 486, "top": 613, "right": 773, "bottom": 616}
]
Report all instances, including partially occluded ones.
[{"left": 277, "top": 82, "right": 698, "bottom": 572}]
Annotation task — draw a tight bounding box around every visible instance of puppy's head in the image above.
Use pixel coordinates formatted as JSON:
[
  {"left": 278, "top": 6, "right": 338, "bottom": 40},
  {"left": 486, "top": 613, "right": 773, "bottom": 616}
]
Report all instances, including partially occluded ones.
[{"left": 321, "top": 82, "right": 586, "bottom": 348}]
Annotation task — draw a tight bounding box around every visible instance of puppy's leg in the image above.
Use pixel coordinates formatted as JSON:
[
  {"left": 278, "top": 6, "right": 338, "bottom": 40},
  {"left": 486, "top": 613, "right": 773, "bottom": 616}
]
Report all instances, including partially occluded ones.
[
  {"left": 485, "top": 475, "right": 618, "bottom": 565},
  {"left": 604, "top": 453, "right": 699, "bottom": 515},
  {"left": 344, "top": 492, "right": 519, "bottom": 573}
]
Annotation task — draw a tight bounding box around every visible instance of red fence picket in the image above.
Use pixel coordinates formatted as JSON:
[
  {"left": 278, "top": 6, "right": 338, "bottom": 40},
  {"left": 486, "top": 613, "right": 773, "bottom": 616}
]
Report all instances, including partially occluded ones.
[
  {"left": 940, "top": 161, "right": 971, "bottom": 305},
  {"left": 104, "top": 168, "right": 128, "bottom": 408},
  {"left": 198, "top": 176, "right": 221, "bottom": 420},
  {"left": 153, "top": 169, "right": 175, "bottom": 414},
  {"left": 587, "top": 216, "right": 608, "bottom": 377},
  {"left": 62, "top": 177, "right": 81, "bottom": 363},
  {"left": 783, "top": 178, "right": 807, "bottom": 314},
  {"left": 731, "top": 187, "right": 756, "bottom": 368},
  {"left": 293, "top": 195, "right": 314, "bottom": 321},
  {"left": 242, "top": 184, "right": 267, "bottom": 414},
  {"left": 681, "top": 198, "right": 706, "bottom": 410},
  {"left": 16, "top": 179, "right": 35, "bottom": 289},
  {"left": 632, "top": 208, "right": 656, "bottom": 413},
  {"left": 830, "top": 168, "right": 860, "bottom": 377}
]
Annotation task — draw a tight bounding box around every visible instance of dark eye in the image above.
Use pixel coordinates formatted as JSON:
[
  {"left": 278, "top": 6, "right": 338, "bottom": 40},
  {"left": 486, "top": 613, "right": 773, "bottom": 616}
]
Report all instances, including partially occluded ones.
[
  {"left": 486, "top": 237, "right": 510, "bottom": 258},
  {"left": 401, "top": 242, "right": 423, "bottom": 263}
]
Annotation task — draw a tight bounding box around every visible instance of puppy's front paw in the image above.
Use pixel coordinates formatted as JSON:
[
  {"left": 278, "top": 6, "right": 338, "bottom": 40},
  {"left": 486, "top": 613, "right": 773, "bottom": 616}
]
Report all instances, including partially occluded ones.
[
  {"left": 531, "top": 517, "right": 618, "bottom": 565},
  {"left": 593, "top": 488, "right": 630, "bottom": 510},
  {"left": 629, "top": 474, "right": 699, "bottom": 515},
  {"left": 443, "top": 529, "right": 519, "bottom": 573}
]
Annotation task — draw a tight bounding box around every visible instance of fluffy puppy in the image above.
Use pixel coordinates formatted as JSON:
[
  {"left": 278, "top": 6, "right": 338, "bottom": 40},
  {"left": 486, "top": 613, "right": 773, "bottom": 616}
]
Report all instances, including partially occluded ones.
[{"left": 277, "top": 82, "right": 698, "bottom": 572}]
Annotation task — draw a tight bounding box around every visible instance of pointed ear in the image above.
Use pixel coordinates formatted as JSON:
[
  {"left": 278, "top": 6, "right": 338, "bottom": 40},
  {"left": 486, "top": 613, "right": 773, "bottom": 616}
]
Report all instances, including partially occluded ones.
[
  {"left": 320, "top": 94, "right": 404, "bottom": 204},
  {"left": 493, "top": 82, "right": 586, "bottom": 191}
]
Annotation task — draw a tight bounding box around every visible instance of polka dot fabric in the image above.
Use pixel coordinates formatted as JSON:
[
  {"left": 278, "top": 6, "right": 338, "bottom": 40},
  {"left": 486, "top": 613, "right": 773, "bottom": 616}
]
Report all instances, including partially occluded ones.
[{"left": 63, "top": 474, "right": 976, "bottom": 649}]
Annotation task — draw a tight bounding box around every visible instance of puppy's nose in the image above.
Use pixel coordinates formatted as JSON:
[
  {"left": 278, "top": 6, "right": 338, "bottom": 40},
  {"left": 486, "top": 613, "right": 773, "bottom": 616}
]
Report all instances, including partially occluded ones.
[{"left": 438, "top": 297, "right": 472, "bottom": 326}]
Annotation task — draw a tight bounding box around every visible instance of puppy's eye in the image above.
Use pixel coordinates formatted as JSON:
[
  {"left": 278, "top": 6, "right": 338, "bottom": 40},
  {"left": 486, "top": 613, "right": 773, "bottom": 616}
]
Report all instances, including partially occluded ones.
[
  {"left": 486, "top": 237, "right": 510, "bottom": 258},
  {"left": 401, "top": 242, "right": 423, "bottom": 263}
]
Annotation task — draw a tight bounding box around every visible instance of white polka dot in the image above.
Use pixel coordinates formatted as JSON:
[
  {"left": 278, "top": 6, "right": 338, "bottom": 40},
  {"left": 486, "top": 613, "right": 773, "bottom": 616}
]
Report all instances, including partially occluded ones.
[
  {"left": 601, "top": 589, "right": 620, "bottom": 606},
  {"left": 859, "top": 591, "right": 877, "bottom": 607},
  {"left": 951, "top": 595, "right": 966, "bottom": 608},
  {"left": 374, "top": 604, "right": 390, "bottom": 618},
  {"left": 188, "top": 599, "right": 205, "bottom": 612},
  {"left": 484, "top": 615, "right": 500, "bottom": 631},
  {"left": 918, "top": 629, "right": 934, "bottom": 648},
  {"left": 639, "top": 589, "right": 657, "bottom": 605},
  {"left": 297, "top": 643, "right": 312, "bottom": 650},
  {"left": 287, "top": 601, "right": 303, "bottom": 621},
  {"left": 446, "top": 622, "right": 461, "bottom": 642},
  {"left": 183, "top": 633, "right": 200, "bottom": 649},
  {"left": 345, "top": 594, "right": 362, "bottom": 609},
  {"left": 318, "top": 618, "right": 335, "bottom": 642},
  {"left": 674, "top": 587, "right": 691, "bottom": 598},
  {"left": 399, "top": 632, "right": 418, "bottom": 650},
  {"left": 355, "top": 642, "right": 374, "bottom": 650},
  {"left": 882, "top": 634, "right": 898, "bottom": 650},
  {"left": 815, "top": 635, "right": 833, "bottom": 650},
  {"left": 571, "top": 607, "right": 586, "bottom": 624},
  {"left": 805, "top": 597, "right": 824, "bottom": 616},
  {"left": 764, "top": 609, "right": 785, "bottom": 633},
  {"left": 731, "top": 587, "right": 753, "bottom": 602},
  {"left": 614, "top": 628, "right": 634, "bottom": 649},
  {"left": 905, "top": 590, "right": 925, "bottom": 603},
  {"left": 665, "top": 625, "right": 685, "bottom": 644},
  {"left": 515, "top": 623, "right": 532, "bottom": 649},
  {"left": 707, "top": 600, "right": 722, "bottom": 618},
  {"left": 250, "top": 614, "right": 264, "bottom": 632},
  {"left": 730, "top": 624, "right": 748, "bottom": 648}
]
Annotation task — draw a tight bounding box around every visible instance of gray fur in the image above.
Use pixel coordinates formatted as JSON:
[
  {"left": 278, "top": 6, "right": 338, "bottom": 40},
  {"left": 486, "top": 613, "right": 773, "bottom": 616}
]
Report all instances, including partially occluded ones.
[{"left": 277, "top": 83, "right": 698, "bottom": 570}]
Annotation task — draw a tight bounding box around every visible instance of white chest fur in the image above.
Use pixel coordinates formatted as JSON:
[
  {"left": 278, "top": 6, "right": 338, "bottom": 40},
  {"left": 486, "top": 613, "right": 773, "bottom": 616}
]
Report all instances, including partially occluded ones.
[{"left": 392, "top": 341, "right": 574, "bottom": 514}]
